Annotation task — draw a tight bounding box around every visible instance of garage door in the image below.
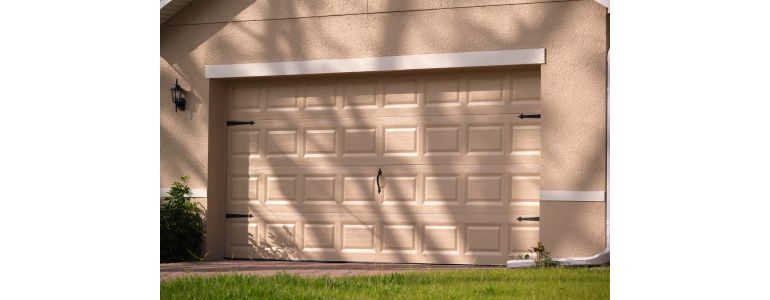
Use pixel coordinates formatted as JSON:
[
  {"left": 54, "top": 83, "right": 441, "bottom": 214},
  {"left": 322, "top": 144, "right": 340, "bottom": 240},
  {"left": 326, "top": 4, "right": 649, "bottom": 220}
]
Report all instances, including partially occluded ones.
[{"left": 224, "top": 67, "right": 541, "bottom": 264}]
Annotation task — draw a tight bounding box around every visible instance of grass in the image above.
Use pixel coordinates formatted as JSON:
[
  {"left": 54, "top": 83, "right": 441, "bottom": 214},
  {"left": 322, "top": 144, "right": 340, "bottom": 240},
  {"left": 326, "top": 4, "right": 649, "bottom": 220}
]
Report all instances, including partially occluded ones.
[{"left": 160, "top": 266, "right": 609, "bottom": 299}]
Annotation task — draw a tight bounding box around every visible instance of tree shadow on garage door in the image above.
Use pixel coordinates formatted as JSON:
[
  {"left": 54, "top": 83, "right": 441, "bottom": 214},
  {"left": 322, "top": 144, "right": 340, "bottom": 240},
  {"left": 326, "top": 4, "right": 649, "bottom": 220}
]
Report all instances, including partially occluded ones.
[{"left": 244, "top": 229, "right": 301, "bottom": 260}]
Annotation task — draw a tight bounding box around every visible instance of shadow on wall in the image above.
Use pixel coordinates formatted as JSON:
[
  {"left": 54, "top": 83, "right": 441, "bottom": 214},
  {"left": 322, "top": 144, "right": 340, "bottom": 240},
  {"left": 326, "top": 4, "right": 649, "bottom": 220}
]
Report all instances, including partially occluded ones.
[
  {"left": 161, "top": 0, "right": 607, "bottom": 261},
  {"left": 160, "top": 125, "right": 208, "bottom": 188},
  {"left": 160, "top": 0, "right": 258, "bottom": 188}
]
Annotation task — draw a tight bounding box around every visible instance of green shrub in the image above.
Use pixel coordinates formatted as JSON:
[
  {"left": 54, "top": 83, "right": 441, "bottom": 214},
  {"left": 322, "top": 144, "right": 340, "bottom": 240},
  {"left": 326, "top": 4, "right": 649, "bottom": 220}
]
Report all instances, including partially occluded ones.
[
  {"left": 161, "top": 176, "right": 205, "bottom": 263},
  {"left": 528, "top": 242, "right": 559, "bottom": 267}
]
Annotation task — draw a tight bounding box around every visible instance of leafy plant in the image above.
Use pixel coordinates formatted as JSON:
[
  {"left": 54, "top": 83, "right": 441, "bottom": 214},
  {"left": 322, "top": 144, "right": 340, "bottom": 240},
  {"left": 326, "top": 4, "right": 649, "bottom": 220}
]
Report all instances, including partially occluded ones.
[
  {"left": 528, "top": 242, "right": 559, "bottom": 267},
  {"left": 161, "top": 176, "right": 205, "bottom": 263}
]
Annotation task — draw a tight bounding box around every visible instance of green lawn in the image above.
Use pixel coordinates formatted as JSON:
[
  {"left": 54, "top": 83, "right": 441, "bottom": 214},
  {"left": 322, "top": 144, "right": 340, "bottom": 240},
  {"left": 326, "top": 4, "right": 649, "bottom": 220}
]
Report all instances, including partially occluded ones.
[{"left": 160, "top": 266, "right": 609, "bottom": 299}]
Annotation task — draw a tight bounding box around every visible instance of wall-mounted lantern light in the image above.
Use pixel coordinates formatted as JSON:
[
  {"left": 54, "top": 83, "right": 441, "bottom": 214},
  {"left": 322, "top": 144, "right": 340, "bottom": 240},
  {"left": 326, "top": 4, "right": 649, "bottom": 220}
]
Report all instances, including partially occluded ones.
[{"left": 169, "top": 79, "right": 186, "bottom": 112}]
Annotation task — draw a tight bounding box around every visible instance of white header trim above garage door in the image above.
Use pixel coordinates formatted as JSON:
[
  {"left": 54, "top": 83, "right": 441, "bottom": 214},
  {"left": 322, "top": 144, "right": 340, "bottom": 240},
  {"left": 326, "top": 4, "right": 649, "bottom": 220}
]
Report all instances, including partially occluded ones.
[
  {"left": 540, "top": 191, "right": 605, "bottom": 202},
  {"left": 205, "top": 48, "right": 545, "bottom": 78},
  {"left": 160, "top": 188, "right": 207, "bottom": 198}
]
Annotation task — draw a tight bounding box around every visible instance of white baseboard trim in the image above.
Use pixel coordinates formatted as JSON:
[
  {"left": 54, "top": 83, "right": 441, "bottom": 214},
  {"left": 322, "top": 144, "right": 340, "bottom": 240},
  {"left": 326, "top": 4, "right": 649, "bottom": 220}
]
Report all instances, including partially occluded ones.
[
  {"left": 540, "top": 191, "right": 605, "bottom": 202},
  {"left": 205, "top": 48, "right": 545, "bottom": 78},
  {"left": 160, "top": 188, "right": 207, "bottom": 198},
  {"left": 506, "top": 259, "right": 535, "bottom": 268}
]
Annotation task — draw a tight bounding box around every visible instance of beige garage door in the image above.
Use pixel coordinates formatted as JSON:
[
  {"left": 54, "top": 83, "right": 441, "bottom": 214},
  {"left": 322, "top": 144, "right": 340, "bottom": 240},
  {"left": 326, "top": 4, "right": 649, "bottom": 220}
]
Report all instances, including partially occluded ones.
[{"left": 225, "top": 67, "right": 541, "bottom": 265}]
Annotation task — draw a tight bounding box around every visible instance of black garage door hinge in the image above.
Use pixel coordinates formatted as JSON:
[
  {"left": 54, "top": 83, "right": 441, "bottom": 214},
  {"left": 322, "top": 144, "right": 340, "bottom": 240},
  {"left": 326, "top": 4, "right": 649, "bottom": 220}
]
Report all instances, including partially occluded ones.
[
  {"left": 225, "top": 213, "right": 253, "bottom": 219},
  {"left": 516, "top": 216, "right": 540, "bottom": 222},
  {"left": 518, "top": 114, "right": 541, "bottom": 119},
  {"left": 227, "top": 120, "right": 255, "bottom": 126}
]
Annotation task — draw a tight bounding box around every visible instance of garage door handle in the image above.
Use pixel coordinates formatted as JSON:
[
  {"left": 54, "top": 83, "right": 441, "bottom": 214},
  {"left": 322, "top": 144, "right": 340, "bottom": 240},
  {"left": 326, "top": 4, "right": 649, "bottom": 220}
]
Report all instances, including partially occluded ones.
[
  {"left": 516, "top": 216, "right": 540, "bottom": 222},
  {"left": 376, "top": 168, "right": 383, "bottom": 194},
  {"left": 225, "top": 213, "right": 253, "bottom": 219}
]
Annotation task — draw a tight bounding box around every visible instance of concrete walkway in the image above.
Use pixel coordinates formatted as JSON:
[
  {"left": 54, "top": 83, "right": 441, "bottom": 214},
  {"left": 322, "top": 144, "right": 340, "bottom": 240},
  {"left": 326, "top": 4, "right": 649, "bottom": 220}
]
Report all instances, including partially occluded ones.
[{"left": 161, "top": 260, "right": 502, "bottom": 281}]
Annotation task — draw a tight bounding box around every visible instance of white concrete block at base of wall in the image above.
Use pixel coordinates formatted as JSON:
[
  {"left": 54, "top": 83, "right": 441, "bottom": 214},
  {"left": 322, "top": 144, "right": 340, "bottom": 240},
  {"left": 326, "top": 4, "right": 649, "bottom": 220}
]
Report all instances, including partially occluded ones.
[{"left": 506, "top": 260, "right": 536, "bottom": 268}]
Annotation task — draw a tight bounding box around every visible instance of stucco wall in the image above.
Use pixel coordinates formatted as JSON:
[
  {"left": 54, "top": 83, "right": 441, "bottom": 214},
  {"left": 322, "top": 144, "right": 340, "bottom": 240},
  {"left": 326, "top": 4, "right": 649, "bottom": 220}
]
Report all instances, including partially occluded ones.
[
  {"left": 541, "top": 201, "right": 606, "bottom": 257},
  {"left": 161, "top": 0, "right": 607, "bottom": 258}
]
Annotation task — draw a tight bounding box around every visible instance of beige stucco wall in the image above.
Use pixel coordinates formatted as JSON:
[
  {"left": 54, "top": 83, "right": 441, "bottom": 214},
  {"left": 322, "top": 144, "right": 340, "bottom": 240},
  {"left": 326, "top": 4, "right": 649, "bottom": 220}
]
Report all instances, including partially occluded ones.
[
  {"left": 541, "top": 202, "right": 606, "bottom": 257},
  {"left": 161, "top": 0, "right": 607, "bottom": 258}
]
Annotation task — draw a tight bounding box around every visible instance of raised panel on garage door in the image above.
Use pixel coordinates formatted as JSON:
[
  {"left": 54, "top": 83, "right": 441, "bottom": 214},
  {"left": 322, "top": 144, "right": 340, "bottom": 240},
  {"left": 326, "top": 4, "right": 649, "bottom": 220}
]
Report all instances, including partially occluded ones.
[
  {"left": 226, "top": 114, "right": 541, "bottom": 172},
  {"left": 227, "top": 68, "right": 541, "bottom": 121},
  {"left": 225, "top": 66, "right": 541, "bottom": 265}
]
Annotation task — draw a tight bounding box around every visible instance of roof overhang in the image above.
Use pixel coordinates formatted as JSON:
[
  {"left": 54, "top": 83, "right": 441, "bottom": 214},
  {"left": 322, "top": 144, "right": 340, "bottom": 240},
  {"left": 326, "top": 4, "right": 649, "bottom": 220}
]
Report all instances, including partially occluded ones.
[
  {"left": 162, "top": 0, "right": 608, "bottom": 26},
  {"left": 160, "top": 0, "right": 195, "bottom": 24},
  {"left": 594, "top": 0, "right": 609, "bottom": 11}
]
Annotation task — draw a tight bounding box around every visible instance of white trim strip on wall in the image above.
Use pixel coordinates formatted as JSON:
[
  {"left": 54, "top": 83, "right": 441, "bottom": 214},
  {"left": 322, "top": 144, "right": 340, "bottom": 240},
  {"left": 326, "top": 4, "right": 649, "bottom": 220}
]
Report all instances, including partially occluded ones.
[
  {"left": 205, "top": 48, "right": 545, "bottom": 78},
  {"left": 540, "top": 191, "right": 605, "bottom": 202},
  {"left": 160, "top": 188, "right": 208, "bottom": 198}
]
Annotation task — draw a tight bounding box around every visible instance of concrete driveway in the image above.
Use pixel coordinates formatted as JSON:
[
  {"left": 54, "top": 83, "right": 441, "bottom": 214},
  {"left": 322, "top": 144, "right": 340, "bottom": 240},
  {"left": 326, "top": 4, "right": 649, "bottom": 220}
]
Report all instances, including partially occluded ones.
[{"left": 161, "top": 260, "right": 502, "bottom": 281}]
